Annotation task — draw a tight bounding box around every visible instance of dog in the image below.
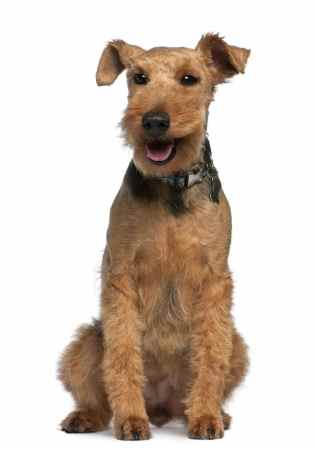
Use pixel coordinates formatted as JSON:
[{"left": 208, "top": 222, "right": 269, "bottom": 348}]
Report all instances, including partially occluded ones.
[{"left": 59, "top": 33, "right": 250, "bottom": 440}]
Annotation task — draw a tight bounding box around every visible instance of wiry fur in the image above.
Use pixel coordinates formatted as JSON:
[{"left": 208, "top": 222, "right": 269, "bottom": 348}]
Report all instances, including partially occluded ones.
[{"left": 58, "top": 33, "right": 250, "bottom": 440}]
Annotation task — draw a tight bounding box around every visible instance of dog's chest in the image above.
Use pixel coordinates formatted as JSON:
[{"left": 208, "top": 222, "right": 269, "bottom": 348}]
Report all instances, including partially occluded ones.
[
  {"left": 134, "top": 210, "right": 214, "bottom": 353},
  {"left": 135, "top": 211, "right": 211, "bottom": 286}
]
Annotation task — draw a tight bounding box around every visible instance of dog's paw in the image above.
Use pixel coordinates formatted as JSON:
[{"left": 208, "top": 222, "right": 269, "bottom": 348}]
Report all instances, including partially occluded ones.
[
  {"left": 188, "top": 414, "right": 224, "bottom": 440},
  {"left": 117, "top": 416, "right": 151, "bottom": 440},
  {"left": 222, "top": 410, "right": 232, "bottom": 430},
  {"left": 60, "top": 409, "right": 105, "bottom": 433}
]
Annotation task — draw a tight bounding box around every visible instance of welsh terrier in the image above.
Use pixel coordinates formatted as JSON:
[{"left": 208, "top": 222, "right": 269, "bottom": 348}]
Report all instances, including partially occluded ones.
[{"left": 59, "top": 33, "right": 251, "bottom": 440}]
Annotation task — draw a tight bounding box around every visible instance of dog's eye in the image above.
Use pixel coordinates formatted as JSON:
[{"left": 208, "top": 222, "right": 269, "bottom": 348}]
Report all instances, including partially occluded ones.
[
  {"left": 133, "top": 73, "right": 148, "bottom": 85},
  {"left": 181, "top": 74, "right": 199, "bottom": 86}
]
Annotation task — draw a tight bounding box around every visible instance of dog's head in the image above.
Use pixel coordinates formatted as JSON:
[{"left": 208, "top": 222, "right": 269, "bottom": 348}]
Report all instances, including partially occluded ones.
[{"left": 96, "top": 34, "right": 250, "bottom": 177}]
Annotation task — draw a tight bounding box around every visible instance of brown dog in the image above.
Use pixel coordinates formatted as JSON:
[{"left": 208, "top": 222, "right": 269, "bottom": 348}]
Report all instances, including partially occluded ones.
[{"left": 59, "top": 33, "right": 250, "bottom": 440}]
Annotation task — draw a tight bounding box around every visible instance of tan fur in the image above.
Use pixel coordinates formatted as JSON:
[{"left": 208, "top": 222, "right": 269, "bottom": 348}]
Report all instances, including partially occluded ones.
[{"left": 59, "top": 33, "right": 250, "bottom": 440}]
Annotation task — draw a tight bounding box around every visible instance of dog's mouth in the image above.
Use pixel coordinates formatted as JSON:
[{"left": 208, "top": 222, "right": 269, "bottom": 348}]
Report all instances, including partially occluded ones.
[{"left": 145, "top": 139, "right": 177, "bottom": 165}]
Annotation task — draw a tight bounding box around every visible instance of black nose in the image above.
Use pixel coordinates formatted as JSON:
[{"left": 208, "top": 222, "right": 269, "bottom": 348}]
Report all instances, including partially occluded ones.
[{"left": 142, "top": 112, "right": 170, "bottom": 137}]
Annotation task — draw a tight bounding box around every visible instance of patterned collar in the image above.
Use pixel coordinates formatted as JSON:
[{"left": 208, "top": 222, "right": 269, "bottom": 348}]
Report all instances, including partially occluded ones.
[{"left": 147, "top": 136, "right": 221, "bottom": 203}]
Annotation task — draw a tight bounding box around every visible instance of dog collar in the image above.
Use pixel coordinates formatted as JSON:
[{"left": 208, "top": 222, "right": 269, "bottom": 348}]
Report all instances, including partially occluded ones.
[{"left": 149, "top": 137, "right": 221, "bottom": 203}]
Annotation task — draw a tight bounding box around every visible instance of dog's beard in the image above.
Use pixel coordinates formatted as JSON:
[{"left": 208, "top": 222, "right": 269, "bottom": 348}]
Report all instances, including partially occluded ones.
[{"left": 121, "top": 123, "right": 205, "bottom": 176}]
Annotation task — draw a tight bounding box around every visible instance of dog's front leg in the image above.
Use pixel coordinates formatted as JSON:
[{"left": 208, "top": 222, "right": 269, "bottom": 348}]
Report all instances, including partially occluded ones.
[
  {"left": 101, "top": 273, "right": 150, "bottom": 440},
  {"left": 185, "top": 272, "right": 233, "bottom": 440}
]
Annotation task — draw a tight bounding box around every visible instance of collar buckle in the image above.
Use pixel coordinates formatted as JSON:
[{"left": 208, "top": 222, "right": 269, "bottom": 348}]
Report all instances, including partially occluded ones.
[{"left": 149, "top": 136, "right": 221, "bottom": 202}]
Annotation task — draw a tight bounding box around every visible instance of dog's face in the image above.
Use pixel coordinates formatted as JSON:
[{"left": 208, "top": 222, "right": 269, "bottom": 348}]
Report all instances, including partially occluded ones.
[{"left": 96, "top": 34, "right": 250, "bottom": 176}]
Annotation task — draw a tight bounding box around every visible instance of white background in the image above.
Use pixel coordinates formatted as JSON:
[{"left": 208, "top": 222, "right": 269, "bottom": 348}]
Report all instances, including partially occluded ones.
[{"left": 1, "top": 0, "right": 315, "bottom": 448}]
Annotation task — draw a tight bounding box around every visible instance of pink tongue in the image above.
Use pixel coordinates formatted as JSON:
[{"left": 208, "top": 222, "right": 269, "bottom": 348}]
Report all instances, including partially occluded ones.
[{"left": 145, "top": 143, "right": 173, "bottom": 162}]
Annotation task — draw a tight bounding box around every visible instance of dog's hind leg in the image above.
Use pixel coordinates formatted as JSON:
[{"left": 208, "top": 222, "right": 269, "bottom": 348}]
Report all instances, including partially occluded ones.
[
  {"left": 145, "top": 367, "right": 187, "bottom": 427},
  {"left": 147, "top": 404, "right": 173, "bottom": 427},
  {"left": 220, "top": 328, "right": 248, "bottom": 431},
  {"left": 224, "top": 329, "right": 249, "bottom": 400},
  {"left": 58, "top": 320, "right": 112, "bottom": 433}
]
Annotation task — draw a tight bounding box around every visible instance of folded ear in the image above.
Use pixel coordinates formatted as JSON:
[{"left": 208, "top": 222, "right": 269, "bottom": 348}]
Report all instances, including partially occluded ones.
[
  {"left": 196, "top": 33, "right": 250, "bottom": 83},
  {"left": 96, "top": 40, "right": 145, "bottom": 86}
]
